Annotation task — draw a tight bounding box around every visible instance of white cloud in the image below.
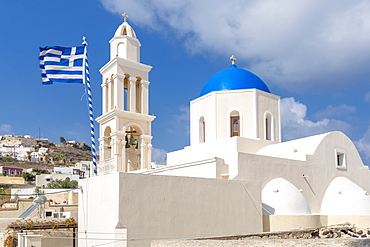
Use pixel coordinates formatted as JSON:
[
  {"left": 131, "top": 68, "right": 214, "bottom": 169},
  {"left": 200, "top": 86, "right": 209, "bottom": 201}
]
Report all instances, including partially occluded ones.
[
  {"left": 152, "top": 147, "right": 167, "bottom": 162},
  {"left": 355, "top": 126, "right": 370, "bottom": 162},
  {"left": 0, "top": 124, "right": 12, "bottom": 134},
  {"left": 100, "top": 0, "right": 370, "bottom": 92},
  {"left": 168, "top": 105, "right": 190, "bottom": 135},
  {"left": 281, "top": 97, "right": 352, "bottom": 141},
  {"left": 315, "top": 104, "right": 356, "bottom": 119},
  {"left": 365, "top": 92, "right": 370, "bottom": 102}
]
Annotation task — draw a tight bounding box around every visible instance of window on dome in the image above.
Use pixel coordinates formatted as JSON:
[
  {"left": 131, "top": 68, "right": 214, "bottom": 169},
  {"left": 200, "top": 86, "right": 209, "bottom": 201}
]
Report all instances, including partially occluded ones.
[
  {"left": 230, "top": 116, "right": 240, "bottom": 137},
  {"left": 199, "top": 117, "right": 205, "bottom": 143}
]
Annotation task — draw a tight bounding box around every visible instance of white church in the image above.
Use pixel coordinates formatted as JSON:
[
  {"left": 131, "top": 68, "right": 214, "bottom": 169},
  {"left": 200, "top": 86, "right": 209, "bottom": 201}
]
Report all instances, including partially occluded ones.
[{"left": 79, "top": 16, "right": 370, "bottom": 247}]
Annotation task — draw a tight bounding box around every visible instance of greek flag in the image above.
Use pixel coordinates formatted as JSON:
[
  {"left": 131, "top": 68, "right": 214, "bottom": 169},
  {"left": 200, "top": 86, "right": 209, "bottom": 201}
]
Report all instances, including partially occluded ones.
[{"left": 39, "top": 46, "right": 85, "bottom": 84}]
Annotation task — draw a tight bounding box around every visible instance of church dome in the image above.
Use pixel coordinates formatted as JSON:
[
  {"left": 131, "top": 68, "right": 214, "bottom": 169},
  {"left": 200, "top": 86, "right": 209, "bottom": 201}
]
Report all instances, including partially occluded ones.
[
  {"left": 199, "top": 64, "right": 270, "bottom": 97},
  {"left": 114, "top": 21, "right": 137, "bottom": 38}
]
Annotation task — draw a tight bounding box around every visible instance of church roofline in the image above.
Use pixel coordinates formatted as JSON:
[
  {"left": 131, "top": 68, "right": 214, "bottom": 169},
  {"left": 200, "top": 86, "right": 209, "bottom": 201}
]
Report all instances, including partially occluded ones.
[
  {"left": 256, "top": 132, "right": 333, "bottom": 161},
  {"left": 100, "top": 57, "right": 152, "bottom": 74},
  {"left": 96, "top": 109, "right": 156, "bottom": 124},
  {"left": 191, "top": 88, "right": 280, "bottom": 104},
  {"left": 109, "top": 35, "right": 142, "bottom": 46}
]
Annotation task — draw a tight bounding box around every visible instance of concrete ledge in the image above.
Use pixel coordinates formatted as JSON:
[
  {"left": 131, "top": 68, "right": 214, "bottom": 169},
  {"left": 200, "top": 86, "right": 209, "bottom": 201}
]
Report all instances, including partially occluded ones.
[{"left": 152, "top": 239, "right": 370, "bottom": 246}]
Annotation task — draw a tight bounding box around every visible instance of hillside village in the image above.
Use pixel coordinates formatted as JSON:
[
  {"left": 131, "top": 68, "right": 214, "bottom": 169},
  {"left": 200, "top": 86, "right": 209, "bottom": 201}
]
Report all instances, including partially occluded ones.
[
  {"left": 0, "top": 135, "right": 91, "bottom": 207},
  {"left": 0, "top": 135, "right": 92, "bottom": 165}
]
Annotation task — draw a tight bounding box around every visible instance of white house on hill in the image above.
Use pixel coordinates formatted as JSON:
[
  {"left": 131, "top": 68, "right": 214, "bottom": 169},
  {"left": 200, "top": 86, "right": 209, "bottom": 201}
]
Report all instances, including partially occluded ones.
[{"left": 79, "top": 16, "right": 370, "bottom": 247}]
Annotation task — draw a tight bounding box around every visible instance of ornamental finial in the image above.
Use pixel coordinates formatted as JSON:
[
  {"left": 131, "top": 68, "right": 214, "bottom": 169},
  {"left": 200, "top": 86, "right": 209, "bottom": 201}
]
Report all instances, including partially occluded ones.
[
  {"left": 82, "top": 36, "right": 88, "bottom": 46},
  {"left": 122, "top": 13, "right": 129, "bottom": 22},
  {"left": 230, "top": 55, "right": 236, "bottom": 65}
]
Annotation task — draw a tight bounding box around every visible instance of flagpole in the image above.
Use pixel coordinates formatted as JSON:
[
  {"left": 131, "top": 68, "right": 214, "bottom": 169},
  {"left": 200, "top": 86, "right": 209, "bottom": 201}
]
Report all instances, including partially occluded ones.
[{"left": 82, "top": 37, "right": 98, "bottom": 175}]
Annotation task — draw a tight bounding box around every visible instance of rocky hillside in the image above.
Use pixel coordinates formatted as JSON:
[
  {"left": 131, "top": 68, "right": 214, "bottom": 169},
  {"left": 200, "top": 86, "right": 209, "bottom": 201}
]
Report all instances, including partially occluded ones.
[
  {"left": 0, "top": 139, "right": 93, "bottom": 168},
  {"left": 48, "top": 144, "right": 92, "bottom": 165}
]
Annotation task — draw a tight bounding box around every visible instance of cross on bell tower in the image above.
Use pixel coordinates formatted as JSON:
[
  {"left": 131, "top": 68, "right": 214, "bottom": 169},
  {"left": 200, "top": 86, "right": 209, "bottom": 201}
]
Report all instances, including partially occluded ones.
[{"left": 122, "top": 12, "right": 128, "bottom": 22}]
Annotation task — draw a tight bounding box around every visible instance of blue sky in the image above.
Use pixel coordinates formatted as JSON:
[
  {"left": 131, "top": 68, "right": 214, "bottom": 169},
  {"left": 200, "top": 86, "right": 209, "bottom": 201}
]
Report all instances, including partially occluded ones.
[{"left": 1, "top": 1, "right": 370, "bottom": 164}]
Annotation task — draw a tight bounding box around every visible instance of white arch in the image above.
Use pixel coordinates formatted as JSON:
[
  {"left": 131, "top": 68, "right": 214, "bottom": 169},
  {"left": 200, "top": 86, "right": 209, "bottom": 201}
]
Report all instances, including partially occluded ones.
[
  {"left": 122, "top": 122, "right": 144, "bottom": 135},
  {"left": 262, "top": 178, "right": 311, "bottom": 215},
  {"left": 321, "top": 177, "right": 370, "bottom": 215},
  {"left": 103, "top": 126, "right": 112, "bottom": 160}
]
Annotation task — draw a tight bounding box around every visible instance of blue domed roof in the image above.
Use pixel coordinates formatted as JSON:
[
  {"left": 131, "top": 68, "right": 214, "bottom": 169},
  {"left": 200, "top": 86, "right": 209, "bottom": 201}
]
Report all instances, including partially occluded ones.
[{"left": 199, "top": 64, "right": 270, "bottom": 97}]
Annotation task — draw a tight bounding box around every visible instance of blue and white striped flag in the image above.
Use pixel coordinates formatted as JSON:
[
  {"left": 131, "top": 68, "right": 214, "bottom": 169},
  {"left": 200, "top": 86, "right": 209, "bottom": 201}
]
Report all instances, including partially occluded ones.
[
  {"left": 39, "top": 46, "right": 85, "bottom": 84},
  {"left": 38, "top": 40, "right": 98, "bottom": 175}
]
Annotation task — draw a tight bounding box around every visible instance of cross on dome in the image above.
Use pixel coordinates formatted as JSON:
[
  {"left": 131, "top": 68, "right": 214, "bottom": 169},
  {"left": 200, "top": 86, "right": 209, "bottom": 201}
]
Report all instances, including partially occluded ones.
[
  {"left": 230, "top": 55, "right": 237, "bottom": 65},
  {"left": 122, "top": 13, "right": 129, "bottom": 22}
]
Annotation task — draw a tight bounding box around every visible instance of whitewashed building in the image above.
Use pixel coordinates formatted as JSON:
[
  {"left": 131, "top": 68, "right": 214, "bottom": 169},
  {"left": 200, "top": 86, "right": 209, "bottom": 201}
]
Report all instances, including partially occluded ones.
[{"left": 79, "top": 16, "right": 370, "bottom": 247}]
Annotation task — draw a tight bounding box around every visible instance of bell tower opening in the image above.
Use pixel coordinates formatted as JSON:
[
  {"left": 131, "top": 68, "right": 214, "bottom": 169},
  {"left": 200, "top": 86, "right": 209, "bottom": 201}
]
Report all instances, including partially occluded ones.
[
  {"left": 136, "top": 77, "right": 142, "bottom": 113},
  {"left": 125, "top": 126, "right": 141, "bottom": 171},
  {"left": 103, "top": 127, "right": 112, "bottom": 160},
  {"left": 124, "top": 74, "right": 129, "bottom": 111}
]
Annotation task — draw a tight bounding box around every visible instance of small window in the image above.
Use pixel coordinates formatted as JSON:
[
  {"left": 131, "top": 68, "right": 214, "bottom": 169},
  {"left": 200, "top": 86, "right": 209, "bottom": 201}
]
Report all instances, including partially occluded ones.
[
  {"left": 230, "top": 116, "right": 240, "bottom": 137},
  {"left": 45, "top": 211, "right": 53, "bottom": 217},
  {"left": 265, "top": 113, "right": 273, "bottom": 141},
  {"left": 336, "top": 150, "right": 347, "bottom": 169},
  {"left": 199, "top": 117, "right": 205, "bottom": 143}
]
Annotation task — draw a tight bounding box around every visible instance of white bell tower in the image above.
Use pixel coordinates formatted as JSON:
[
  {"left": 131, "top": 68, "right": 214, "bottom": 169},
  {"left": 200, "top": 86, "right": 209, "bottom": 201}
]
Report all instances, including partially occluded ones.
[{"left": 96, "top": 13, "right": 155, "bottom": 175}]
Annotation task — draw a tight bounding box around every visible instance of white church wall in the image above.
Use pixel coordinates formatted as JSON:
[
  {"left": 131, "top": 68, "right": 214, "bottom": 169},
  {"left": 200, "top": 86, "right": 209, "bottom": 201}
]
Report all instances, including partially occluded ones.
[
  {"left": 78, "top": 173, "right": 121, "bottom": 247},
  {"left": 215, "top": 90, "right": 256, "bottom": 140},
  {"left": 167, "top": 136, "right": 278, "bottom": 180},
  {"left": 145, "top": 157, "right": 229, "bottom": 179},
  {"left": 263, "top": 214, "right": 324, "bottom": 232},
  {"left": 79, "top": 173, "right": 262, "bottom": 247},
  {"left": 190, "top": 94, "right": 215, "bottom": 145},
  {"left": 256, "top": 91, "right": 280, "bottom": 142},
  {"left": 190, "top": 89, "right": 280, "bottom": 144},
  {"left": 167, "top": 138, "right": 241, "bottom": 178},
  {"left": 238, "top": 131, "right": 370, "bottom": 215},
  {"left": 236, "top": 137, "right": 274, "bottom": 154},
  {"left": 264, "top": 214, "right": 370, "bottom": 232}
]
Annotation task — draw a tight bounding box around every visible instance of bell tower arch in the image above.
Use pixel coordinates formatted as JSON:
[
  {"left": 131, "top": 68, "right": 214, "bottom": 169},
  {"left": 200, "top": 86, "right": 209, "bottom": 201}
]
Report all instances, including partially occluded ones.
[{"left": 97, "top": 14, "right": 155, "bottom": 175}]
